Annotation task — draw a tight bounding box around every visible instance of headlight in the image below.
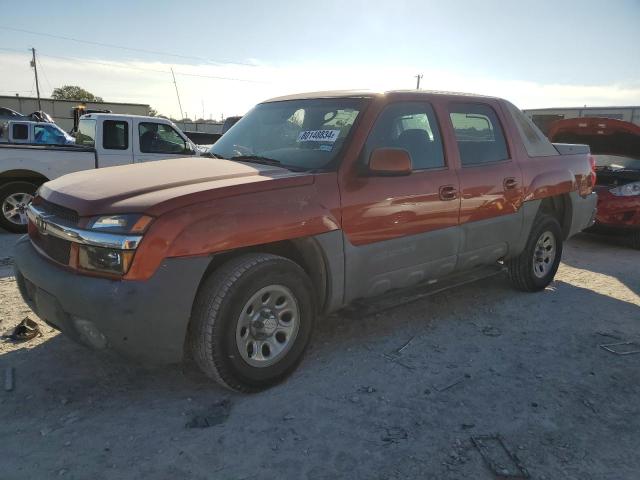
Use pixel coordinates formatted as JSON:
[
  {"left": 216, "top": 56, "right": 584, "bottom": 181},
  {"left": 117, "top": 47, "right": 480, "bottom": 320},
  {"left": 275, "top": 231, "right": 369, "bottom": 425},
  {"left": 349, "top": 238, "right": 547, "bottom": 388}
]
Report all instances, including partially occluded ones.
[
  {"left": 78, "top": 245, "right": 135, "bottom": 275},
  {"left": 79, "top": 213, "right": 151, "bottom": 275},
  {"left": 610, "top": 182, "right": 640, "bottom": 197},
  {"left": 87, "top": 214, "right": 152, "bottom": 233}
]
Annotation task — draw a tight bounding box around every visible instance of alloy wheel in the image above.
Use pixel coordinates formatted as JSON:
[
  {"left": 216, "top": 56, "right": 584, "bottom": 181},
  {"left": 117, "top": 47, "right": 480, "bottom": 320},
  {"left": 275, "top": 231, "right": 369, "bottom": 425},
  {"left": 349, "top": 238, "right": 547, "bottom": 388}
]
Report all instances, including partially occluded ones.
[{"left": 235, "top": 284, "right": 300, "bottom": 368}]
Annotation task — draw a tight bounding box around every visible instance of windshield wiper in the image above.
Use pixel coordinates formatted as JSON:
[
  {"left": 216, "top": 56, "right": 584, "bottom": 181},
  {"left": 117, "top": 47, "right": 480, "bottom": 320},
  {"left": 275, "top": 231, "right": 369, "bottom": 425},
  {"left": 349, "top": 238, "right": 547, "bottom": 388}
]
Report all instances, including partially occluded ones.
[
  {"left": 203, "top": 151, "right": 226, "bottom": 159},
  {"left": 230, "top": 155, "right": 282, "bottom": 166}
]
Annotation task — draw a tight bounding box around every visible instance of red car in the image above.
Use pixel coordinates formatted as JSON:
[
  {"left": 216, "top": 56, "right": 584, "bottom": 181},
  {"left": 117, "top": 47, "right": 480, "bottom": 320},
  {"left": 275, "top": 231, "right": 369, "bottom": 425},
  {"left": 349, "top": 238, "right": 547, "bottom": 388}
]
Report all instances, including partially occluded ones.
[{"left": 549, "top": 117, "right": 640, "bottom": 249}]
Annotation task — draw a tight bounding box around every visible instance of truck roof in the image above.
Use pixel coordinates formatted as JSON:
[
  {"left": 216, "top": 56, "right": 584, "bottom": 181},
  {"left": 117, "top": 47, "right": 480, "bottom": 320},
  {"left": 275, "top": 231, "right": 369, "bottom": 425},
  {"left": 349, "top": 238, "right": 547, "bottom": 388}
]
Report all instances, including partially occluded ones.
[
  {"left": 1, "top": 120, "right": 45, "bottom": 126},
  {"left": 263, "top": 89, "right": 497, "bottom": 103},
  {"left": 79, "top": 113, "right": 173, "bottom": 123}
]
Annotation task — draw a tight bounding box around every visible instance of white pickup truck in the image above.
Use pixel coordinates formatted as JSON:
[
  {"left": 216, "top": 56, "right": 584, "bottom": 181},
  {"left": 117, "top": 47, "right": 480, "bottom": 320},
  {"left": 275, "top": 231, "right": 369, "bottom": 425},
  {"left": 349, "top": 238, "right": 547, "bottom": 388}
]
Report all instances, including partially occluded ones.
[{"left": 0, "top": 114, "right": 199, "bottom": 232}]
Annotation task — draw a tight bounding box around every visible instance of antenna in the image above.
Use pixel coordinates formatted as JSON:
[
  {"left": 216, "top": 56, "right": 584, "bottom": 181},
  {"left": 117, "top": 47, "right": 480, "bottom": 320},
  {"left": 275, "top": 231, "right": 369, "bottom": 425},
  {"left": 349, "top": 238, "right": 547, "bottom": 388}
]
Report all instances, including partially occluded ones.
[
  {"left": 170, "top": 67, "right": 184, "bottom": 120},
  {"left": 415, "top": 73, "right": 423, "bottom": 90}
]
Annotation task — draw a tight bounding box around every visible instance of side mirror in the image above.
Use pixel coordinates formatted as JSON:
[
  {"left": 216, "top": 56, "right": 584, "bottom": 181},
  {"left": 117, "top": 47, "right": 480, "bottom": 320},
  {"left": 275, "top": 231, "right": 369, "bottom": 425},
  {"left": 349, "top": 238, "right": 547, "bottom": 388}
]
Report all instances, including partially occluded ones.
[
  {"left": 368, "top": 148, "right": 412, "bottom": 176},
  {"left": 184, "top": 142, "right": 196, "bottom": 155}
]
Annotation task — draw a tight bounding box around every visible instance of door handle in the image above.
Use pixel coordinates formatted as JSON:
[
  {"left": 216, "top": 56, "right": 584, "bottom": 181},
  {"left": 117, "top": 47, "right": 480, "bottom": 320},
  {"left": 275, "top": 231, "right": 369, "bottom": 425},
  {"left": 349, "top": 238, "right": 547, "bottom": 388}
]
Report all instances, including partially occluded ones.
[
  {"left": 503, "top": 177, "right": 518, "bottom": 190},
  {"left": 439, "top": 185, "right": 458, "bottom": 201}
]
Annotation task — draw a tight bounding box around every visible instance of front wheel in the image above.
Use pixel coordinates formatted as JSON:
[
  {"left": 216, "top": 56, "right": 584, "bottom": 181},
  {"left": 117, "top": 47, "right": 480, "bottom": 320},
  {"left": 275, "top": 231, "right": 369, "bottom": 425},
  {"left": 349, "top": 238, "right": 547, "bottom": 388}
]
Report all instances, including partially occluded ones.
[
  {"left": 507, "top": 214, "right": 563, "bottom": 292},
  {"left": 0, "top": 181, "right": 39, "bottom": 233},
  {"left": 190, "top": 253, "right": 316, "bottom": 393}
]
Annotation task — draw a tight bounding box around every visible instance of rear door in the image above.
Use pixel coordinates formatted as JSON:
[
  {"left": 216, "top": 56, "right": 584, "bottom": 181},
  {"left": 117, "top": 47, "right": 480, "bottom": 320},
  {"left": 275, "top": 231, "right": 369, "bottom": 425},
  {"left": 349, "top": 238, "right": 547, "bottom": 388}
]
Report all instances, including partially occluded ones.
[
  {"left": 340, "top": 101, "right": 461, "bottom": 302},
  {"left": 95, "top": 119, "right": 134, "bottom": 167},
  {"left": 134, "top": 120, "right": 196, "bottom": 163},
  {"left": 446, "top": 101, "right": 524, "bottom": 270}
]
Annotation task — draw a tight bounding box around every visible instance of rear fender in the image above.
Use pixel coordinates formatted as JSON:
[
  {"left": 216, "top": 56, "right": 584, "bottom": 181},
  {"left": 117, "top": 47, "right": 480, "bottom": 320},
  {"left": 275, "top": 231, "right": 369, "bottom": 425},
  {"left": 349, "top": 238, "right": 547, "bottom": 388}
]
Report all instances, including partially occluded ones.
[{"left": 525, "top": 169, "right": 576, "bottom": 202}]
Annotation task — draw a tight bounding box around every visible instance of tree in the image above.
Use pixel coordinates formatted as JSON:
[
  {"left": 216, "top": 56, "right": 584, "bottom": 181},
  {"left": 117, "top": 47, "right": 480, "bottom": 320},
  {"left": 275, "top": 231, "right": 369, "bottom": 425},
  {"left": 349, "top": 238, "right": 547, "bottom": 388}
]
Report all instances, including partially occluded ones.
[
  {"left": 51, "top": 85, "right": 103, "bottom": 102},
  {"left": 148, "top": 107, "right": 158, "bottom": 117}
]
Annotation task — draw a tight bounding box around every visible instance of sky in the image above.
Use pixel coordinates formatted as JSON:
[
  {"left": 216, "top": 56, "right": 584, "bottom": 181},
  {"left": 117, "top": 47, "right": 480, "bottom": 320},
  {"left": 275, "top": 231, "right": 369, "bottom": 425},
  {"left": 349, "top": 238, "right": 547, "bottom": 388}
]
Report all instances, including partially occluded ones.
[{"left": 0, "top": 0, "right": 639, "bottom": 119}]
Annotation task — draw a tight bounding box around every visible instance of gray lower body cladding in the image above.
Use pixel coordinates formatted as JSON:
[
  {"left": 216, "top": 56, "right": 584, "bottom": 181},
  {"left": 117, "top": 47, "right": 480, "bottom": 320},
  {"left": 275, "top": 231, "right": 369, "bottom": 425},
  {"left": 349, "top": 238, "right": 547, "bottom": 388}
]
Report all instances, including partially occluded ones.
[
  {"left": 11, "top": 191, "right": 598, "bottom": 364},
  {"left": 567, "top": 191, "right": 598, "bottom": 238},
  {"left": 13, "top": 236, "right": 210, "bottom": 364}
]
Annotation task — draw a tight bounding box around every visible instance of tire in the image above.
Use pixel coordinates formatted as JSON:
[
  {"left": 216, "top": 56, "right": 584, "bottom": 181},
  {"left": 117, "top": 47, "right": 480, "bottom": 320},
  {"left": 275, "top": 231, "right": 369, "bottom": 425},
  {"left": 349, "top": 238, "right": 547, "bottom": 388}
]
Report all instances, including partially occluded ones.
[
  {"left": 630, "top": 231, "right": 640, "bottom": 250},
  {"left": 190, "top": 253, "right": 316, "bottom": 393},
  {"left": 507, "top": 214, "right": 563, "bottom": 292},
  {"left": 0, "top": 181, "right": 39, "bottom": 233}
]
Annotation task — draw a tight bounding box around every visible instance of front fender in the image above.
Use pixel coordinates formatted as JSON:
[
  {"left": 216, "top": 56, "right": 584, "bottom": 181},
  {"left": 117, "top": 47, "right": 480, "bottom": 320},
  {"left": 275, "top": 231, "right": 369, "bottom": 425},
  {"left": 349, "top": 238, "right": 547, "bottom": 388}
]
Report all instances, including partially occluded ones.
[{"left": 126, "top": 176, "right": 341, "bottom": 280}]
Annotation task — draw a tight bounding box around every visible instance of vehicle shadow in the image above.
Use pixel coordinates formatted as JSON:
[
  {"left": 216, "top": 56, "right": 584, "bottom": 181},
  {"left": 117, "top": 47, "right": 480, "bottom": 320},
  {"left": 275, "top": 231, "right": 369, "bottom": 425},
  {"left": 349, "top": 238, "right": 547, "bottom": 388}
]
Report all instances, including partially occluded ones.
[
  {"left": 1, "top": 273, "right": 639, "bottom": 478},
  {"left": 0, "top": 229, "right": 21, "bottom": 279},
  {"left": 563, "top": 232, "right": 640, "bottom": 297}
]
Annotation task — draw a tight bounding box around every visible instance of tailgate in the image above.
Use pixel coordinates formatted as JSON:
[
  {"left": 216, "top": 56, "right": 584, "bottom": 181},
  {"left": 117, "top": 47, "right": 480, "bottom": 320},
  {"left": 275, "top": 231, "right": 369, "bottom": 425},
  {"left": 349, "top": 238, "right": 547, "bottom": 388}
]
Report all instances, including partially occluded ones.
[{"left": 553, "top": 143, "right": 590, "bottom": 156}]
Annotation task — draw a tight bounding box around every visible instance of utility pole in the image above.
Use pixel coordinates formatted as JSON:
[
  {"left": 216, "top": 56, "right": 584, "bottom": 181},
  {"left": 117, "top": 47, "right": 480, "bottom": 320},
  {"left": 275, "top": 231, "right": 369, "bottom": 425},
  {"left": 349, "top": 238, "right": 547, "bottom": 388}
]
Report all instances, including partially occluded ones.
[
  {"left": 170, "top": 68, "right": 184, "bottom": 121},
  {"left": 415, "top": 74, "right": 423, "bottom": 90},
  {"left": 30, "top": 48, "right": 42, "bottom": 110}
]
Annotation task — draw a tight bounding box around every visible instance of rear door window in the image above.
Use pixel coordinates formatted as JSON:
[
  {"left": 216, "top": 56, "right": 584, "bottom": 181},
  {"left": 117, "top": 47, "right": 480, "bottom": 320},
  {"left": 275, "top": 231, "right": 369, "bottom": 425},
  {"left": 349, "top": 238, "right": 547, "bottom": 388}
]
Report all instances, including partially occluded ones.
[
  {"left": 449, "top": 104, "right": 509, "bottom": 166},
  {"left": 504, "top": 102, "right": 557, "bottom": 157},
  {"left": 364, "top": 102, "right": 445, "bottom": 170},
  {"left": 103, "top": 120, "right": 129, "bottom": 150}
]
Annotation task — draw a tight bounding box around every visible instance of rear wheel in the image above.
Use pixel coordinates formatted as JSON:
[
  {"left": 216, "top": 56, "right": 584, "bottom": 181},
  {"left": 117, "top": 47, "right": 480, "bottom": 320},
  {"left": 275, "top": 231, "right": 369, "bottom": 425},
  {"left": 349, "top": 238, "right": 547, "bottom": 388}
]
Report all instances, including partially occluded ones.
[
  {"left": 0, "top": 181, "right": 38, "bottom": 233},
  {"left": 508, "top": 214, "right": 563, "bottom": 292},
  {"left": 190, "top": 253, "right": 316, "bottom": 393}
]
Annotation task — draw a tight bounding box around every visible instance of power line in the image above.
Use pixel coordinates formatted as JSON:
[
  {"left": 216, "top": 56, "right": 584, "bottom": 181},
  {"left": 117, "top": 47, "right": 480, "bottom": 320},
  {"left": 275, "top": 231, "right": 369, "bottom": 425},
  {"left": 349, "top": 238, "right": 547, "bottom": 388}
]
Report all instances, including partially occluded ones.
[
  {"left": 0, "top": 25, "right": 255, "bottom": 67},
  {"left": 43, "top": 52, "right": 268, "bottom": 83},
  {"left": 0, "top": 47, "right": 268, "bottom": 84},
  {"left": 36, "top": 56, "right": 53, "bottom": 93}
]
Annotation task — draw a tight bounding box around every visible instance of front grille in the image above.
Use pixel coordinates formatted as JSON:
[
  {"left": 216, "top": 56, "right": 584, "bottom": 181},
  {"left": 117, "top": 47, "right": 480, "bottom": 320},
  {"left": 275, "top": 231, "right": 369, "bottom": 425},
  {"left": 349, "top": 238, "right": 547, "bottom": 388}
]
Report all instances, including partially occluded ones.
[
  {"left": 31, "top": 230, "right": 71, "bottom": 265},
  {"left": 39, "top": 199, "right": 79, "bottom": 226}
]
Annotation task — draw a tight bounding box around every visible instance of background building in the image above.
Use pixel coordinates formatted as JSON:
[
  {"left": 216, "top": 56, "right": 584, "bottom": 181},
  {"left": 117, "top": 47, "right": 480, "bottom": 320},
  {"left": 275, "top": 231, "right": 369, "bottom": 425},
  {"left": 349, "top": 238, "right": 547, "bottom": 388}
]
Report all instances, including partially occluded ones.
[
  {"left": 0, "top": 95, "right": 222, "bottom": 133},
  {"left": 0, "top": 95, "right": 150, "bottom": 132},
  {"left": 524, "top": 106, "right": 640, "bottom": 135},
  {"left": 0, "top": 94, "right": 223, "bottom": 134}
]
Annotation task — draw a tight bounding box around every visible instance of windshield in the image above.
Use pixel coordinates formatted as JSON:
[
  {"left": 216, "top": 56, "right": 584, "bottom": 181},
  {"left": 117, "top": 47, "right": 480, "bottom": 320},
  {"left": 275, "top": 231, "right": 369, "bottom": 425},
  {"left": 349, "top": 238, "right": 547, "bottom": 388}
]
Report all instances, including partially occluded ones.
[
  {"left": 594, "top": 154, "right": 640, "bottom": 171},
  {"left": 48, "top": 124, "right": 75, "bottom": 144},
  {"left": 209, "top": 98, "right": 366, "bottom": 170},
  {"left": 76, "top": 119, "right": 97, "bottom": 147}
]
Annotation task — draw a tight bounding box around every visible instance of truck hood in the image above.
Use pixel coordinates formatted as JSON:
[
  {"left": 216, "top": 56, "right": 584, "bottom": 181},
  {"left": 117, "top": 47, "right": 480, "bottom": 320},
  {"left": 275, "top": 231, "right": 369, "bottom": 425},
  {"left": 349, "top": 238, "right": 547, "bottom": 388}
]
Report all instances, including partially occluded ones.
[{"left": 39, "top": 157, "right": 313, "bottom": 217}]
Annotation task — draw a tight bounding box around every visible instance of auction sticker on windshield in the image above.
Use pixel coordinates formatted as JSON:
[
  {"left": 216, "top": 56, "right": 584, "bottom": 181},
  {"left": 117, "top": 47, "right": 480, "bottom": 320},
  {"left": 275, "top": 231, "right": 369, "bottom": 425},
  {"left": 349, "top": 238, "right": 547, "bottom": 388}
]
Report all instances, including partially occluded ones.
[{"left": 297, "top": 130, "right": 340, "bottom": 142}]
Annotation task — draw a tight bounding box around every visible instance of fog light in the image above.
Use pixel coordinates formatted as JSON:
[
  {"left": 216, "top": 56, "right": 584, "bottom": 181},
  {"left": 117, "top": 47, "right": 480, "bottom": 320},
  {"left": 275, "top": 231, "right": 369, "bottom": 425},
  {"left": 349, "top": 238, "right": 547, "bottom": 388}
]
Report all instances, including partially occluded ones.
[{"left": 78, "top": 245, "right": 134, "bottom": 275}]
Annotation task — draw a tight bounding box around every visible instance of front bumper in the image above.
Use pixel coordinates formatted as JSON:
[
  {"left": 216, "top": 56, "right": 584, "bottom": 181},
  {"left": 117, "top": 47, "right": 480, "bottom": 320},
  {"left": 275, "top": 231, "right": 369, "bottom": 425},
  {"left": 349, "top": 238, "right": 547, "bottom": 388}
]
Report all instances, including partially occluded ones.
[
  {"left": 594, "top": 188, "right": 640, "bottom": 230},
  {"left": 13, "top": 236, "right": 210, "bottom": 364}
]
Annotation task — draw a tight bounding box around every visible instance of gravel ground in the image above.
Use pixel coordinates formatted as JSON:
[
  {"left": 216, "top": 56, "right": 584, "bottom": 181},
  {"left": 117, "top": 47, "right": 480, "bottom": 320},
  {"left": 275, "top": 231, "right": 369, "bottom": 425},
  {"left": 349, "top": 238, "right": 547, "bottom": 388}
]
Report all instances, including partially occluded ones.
[{"left": 0, "top": 230, "right": 639, "bottom": 480}]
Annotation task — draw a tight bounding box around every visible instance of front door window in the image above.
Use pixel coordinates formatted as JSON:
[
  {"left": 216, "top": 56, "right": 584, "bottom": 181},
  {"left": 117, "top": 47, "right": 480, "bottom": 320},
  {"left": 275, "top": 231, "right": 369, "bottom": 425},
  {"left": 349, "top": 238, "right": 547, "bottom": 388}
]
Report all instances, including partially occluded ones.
[{"left": 139, "top": 123, "right": 187, "bottom": 154}]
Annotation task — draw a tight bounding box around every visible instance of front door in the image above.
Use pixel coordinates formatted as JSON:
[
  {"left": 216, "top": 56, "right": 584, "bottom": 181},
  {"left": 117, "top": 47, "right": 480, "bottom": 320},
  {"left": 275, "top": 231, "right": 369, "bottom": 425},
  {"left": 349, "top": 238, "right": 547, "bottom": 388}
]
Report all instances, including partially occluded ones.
[
  {"left": 339, "top": 101, "right": 461, "bottom": 302},
  {"left": 447, "top": 101, "right": 524, "bottom": 270}
]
